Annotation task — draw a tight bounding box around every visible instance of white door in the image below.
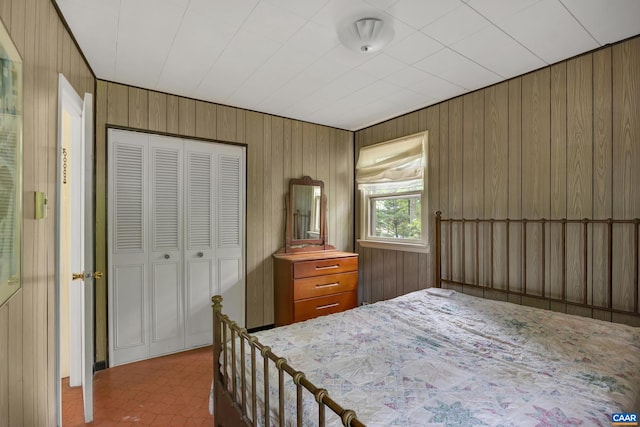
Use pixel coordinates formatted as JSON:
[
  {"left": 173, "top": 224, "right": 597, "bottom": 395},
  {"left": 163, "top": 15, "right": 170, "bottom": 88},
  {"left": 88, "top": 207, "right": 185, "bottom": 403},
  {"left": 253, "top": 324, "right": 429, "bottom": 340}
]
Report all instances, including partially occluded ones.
[
  {"left": 81, "top": 92, "right": 95, "bottom": 422},
  {"left": 109, "top": 132, "right": 186, "bottom": 363},
  {"left": 108, "top": 130, "right": 149, "bottom": 366},
  {"left": 149, "top": 135, "right": 184, "bottom": 357},
  {"left": 213, "top": 145, "right": 245, "bottom": 329},
  {"left": 184, "top": 143, "right": 216, "bottom": 347},
  {"left": 184, "top": 141, "right": 245, "bottom": 346},
  {"left": 56, "top": 75, "right": 94, "bottom": 424}
]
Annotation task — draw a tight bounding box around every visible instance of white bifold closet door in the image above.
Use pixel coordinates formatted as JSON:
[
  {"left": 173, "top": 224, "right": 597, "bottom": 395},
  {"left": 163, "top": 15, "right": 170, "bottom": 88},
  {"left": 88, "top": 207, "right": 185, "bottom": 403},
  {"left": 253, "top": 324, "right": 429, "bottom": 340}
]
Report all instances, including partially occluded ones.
[
  {"left": 149, "top": 137, "right": 184, "bottom": 357},
  {"left": 184, "top": 142, "right": 245, "bottom": 347},
  {"left": 107, "top": 129, "right": 245, "bottom": 366}
]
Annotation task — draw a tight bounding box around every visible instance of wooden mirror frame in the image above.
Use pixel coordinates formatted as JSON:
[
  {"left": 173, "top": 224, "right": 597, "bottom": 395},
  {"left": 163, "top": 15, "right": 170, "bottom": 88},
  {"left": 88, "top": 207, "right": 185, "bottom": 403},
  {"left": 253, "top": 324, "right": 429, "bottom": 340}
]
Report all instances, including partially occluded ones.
[{"left": 284, "top": 176, "right": 333, "bottom": 253}]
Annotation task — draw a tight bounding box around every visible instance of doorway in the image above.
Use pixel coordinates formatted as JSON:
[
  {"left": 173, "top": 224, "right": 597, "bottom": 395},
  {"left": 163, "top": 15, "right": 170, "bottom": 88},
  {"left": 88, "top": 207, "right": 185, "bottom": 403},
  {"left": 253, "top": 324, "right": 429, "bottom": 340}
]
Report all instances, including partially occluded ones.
[{"left": 56, "top": 74, "right": 94, "bottom": 425}]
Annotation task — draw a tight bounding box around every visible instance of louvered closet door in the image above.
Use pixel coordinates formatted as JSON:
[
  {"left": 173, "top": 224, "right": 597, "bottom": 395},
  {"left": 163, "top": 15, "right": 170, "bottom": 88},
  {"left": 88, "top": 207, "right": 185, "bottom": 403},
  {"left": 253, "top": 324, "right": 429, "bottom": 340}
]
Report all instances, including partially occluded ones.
[
  {"left": 184, "top": 141, "right": 245, "bottom": 347},
  {"left": 148, "top": 136, "right": 184, "bottom": 357},
  {"left": 109, "top": 129, "right": 246, "bottom": 365},
  {"left": 215, "top": 144, "right": 245, "bottom": 329},
  {"left": 184, "top": 143, "right": 215, "bottom": 347},
  {"left": 108, "top": 130, "right": 149, "bottom": 366}
]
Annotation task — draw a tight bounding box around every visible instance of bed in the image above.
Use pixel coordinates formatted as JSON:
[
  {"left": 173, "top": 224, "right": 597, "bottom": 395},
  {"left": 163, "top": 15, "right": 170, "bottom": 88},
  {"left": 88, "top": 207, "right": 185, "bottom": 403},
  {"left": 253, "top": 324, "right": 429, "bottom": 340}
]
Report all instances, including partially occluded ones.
[{"left": 211, "top": 213, "right": 640, "bottom": 426}]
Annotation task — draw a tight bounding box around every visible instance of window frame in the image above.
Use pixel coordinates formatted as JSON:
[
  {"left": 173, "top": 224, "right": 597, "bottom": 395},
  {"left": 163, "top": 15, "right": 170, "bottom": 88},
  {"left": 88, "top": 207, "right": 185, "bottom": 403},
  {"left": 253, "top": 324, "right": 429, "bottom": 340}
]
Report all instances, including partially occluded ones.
[{"left": 356, "top": 131, "right": 429, "bottom": 253}]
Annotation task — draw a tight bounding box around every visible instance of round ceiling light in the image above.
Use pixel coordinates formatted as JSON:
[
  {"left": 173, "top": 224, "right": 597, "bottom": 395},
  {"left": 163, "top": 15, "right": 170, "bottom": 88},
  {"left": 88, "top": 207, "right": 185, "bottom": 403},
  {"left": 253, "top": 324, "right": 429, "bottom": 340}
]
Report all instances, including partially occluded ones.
[{"left": 338, "top": 17, "right": 395, "bottom": 54}]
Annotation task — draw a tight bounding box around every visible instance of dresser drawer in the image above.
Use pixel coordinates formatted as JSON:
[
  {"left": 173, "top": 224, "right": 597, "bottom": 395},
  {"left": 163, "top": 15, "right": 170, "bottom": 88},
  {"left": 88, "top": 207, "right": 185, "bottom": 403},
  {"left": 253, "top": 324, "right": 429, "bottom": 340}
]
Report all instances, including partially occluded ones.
[
  {"left": 293, "top": 272, "right": 358, "bottom": 300},
  {"left": 294, "top": 291, "right": 357, "bottom": 323},
  {"left": 293, "top": 256, "right": 357, "bottom": 279}
]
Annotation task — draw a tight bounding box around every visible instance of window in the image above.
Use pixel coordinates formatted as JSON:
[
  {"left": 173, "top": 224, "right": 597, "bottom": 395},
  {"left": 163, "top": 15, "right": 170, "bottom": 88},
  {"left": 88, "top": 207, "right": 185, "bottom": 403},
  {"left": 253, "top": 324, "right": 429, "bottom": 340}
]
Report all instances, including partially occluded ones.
[{"left": 356, "top": 131, "right": 428, "bottom": 252}]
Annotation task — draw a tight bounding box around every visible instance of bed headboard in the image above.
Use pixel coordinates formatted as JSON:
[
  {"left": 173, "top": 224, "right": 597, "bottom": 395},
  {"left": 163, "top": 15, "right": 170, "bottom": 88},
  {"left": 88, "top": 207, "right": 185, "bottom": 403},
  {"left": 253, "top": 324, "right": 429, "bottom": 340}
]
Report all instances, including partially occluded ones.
[{"left": 434, "top": 211, "right": 640, "bottom": 326}]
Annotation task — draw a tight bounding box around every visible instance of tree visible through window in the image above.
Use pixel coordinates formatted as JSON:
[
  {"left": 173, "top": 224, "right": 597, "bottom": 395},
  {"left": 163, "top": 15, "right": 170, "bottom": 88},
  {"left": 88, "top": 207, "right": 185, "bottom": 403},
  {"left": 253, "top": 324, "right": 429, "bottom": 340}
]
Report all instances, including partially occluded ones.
[{"left": 372, "top": 194, "right": 421, "bottom": 239}]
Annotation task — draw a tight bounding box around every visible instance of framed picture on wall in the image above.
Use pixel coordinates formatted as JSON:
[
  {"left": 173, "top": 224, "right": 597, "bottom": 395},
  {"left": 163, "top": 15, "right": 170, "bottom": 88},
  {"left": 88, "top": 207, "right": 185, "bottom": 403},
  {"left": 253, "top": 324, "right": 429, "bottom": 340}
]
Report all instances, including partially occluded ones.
[{"left": 0, "top": 20, "right": 22, "bottom": 307}]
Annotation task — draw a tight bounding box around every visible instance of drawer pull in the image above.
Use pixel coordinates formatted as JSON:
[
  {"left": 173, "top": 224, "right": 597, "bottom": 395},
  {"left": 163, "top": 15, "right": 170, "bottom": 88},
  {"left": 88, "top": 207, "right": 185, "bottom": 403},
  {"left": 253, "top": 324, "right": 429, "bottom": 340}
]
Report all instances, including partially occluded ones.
[
  {"left": 315, "top": 264, "right": 339, "bottom": 270},
  {"left": 315, "top": 282, "right": 339, "bottom": 288},
  {"left": 316, "top": 302, "right": 339, "bottom": 310}
]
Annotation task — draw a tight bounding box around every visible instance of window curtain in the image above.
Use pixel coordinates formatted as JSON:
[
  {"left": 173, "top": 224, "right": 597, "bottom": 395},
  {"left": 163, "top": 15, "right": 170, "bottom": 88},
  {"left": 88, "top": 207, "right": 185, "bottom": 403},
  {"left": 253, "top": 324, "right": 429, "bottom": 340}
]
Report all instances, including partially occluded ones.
[{"left": 355, "top": 132, "right": 426, "bottom": 185}]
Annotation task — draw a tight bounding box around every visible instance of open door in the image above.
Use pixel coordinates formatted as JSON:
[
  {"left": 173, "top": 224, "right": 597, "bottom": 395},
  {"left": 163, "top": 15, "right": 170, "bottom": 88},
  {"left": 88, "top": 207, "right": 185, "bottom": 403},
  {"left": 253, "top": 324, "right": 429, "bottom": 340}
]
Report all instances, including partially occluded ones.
[
  {"left": 81, "top": 92, "right": 95, "bottom": 422},
  {"left": 56, "top": 75, "right": 95, "bottom": 424}
]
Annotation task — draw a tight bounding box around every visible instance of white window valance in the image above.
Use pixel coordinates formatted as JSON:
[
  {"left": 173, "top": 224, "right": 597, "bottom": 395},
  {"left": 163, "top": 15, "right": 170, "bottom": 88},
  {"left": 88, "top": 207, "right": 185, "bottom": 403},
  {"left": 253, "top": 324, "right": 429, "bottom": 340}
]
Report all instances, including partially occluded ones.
[{"left": 355, "top": 131, "right": 427, "bottom": 185}]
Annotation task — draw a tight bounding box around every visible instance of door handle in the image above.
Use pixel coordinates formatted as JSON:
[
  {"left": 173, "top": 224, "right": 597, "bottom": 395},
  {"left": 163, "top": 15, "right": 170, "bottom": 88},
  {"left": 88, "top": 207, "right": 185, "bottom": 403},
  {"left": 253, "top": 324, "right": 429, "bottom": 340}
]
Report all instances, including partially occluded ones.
[
  {"left": 164, "top": 254, "right": 170, "bottom": 259},
  {"left": 72, "top": 271, "right": 104, "bottom": 281},
  {"left": 197, "top": 252, "right": 204, "bottom": 258}
]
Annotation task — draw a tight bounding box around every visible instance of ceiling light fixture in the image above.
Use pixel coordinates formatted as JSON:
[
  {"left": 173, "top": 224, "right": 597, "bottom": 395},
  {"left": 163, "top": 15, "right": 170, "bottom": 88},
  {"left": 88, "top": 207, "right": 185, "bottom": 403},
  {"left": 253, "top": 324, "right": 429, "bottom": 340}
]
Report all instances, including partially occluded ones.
[
  {"left": 355, "top": 18, "right": 383, "bottom": 52},
  {"left": 338, "top": 17, "right": 394, "bottom": 54}
]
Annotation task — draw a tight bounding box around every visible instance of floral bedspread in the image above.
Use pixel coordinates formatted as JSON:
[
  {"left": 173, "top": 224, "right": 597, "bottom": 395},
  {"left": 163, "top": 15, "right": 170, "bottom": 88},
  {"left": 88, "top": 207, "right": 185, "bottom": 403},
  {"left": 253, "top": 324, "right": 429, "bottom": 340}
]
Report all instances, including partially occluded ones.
[{"left": 213, "top": 289, "right": 640, "bottom": 426}]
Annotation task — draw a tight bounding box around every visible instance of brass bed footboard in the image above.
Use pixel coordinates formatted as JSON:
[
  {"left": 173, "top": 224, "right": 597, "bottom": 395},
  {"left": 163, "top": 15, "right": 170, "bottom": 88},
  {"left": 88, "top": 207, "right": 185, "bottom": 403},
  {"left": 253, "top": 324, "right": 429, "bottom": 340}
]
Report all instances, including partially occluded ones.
[{"left": 212, "top": 296, "right": 366, "bottom": 427}]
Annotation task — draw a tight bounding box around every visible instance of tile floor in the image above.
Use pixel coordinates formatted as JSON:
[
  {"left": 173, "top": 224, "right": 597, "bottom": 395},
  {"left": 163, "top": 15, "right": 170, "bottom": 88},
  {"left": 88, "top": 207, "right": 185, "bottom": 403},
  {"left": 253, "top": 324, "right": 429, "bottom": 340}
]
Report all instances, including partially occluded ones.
[{"left": 62, "top": 346, "right": 214, "bottom": 426}]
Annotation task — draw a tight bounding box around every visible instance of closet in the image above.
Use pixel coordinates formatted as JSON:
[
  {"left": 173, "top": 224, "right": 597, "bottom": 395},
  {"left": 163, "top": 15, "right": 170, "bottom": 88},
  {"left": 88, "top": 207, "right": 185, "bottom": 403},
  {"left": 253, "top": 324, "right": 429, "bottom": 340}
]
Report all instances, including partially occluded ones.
[{"left": 107, "top": 129, "right": 245, "bottom": 366}]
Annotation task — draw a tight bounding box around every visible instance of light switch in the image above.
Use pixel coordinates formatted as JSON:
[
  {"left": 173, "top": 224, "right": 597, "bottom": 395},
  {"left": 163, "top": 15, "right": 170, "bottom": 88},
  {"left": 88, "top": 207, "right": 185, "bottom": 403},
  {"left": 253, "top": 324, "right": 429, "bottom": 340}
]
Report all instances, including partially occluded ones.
[{"left": 35, "top": 191, "right": 47, "bottom": 219}]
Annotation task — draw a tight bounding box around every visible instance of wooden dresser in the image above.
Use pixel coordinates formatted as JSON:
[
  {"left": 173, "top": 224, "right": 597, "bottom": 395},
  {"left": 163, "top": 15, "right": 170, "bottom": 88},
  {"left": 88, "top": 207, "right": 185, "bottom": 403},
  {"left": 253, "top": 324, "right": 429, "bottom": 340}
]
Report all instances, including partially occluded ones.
[{"left": 273, "top": 251, "right": 359, "bottom": 326}]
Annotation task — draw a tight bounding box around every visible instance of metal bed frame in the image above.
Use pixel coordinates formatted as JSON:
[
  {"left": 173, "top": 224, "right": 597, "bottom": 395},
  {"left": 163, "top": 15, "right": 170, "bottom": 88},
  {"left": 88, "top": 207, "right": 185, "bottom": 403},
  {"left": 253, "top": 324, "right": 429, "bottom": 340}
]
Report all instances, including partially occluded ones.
[
  {"left": 212, "top": 295, "right": 366, "bottom": 427},
  {"left": 211, "top": 212, "right": 640, "bottom": 427},
  {"left": 434, "top": 211, "right": 640, "bottom": 320}
]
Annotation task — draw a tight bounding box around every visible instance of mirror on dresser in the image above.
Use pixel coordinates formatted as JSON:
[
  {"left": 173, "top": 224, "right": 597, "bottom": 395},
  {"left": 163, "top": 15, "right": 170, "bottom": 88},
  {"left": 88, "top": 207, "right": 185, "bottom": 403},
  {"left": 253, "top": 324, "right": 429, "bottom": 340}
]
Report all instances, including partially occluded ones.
[
  {"left": 274, "top": 177, "right": 359, "bottom": 326},
  {"left": 291, "top": 183, "right": 321, "bottom": 240},
  {"left": 284, "top": 176, "right": 332, "bottom": 253}
]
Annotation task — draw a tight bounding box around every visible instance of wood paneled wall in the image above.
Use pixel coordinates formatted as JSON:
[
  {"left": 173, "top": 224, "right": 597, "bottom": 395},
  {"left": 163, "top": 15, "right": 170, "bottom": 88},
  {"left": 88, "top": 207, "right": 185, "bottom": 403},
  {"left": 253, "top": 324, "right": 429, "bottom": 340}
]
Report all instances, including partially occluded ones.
[
  {"left": 94, "top": 81, "right": 354, "bottom": 363},
  {"left": 0, "top": 0, "right": 95, "bottom": 425},
  {"left": 355, "top": 36, "right": 640, "bottom": 323}
]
